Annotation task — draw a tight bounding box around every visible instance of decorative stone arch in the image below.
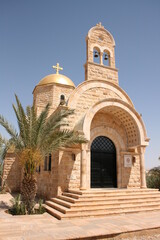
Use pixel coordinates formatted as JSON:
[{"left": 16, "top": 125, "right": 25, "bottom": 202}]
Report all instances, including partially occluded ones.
[
  {"left": 68, "top": 80, "right": 134, "bottom": 109},
  {"left": 83, "top": 99, "right": 148, "bottom": 147},
  {"left": 80, "top": 99, "right": 148, "bottom": 190},
  {"left": 90, "top": 126, "right": 125, "bottom": 150},
  {"left": 103, "top": 47, "right": 112, "bottom": 55},
  {"left": 92, "top": 44, "right": 101, "bottom": 53}
]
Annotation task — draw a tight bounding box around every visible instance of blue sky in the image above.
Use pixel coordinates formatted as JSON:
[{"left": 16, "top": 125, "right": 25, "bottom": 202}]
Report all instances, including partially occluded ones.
[{"left": 0, "top": 0, "right": 160, "bottom": 169}]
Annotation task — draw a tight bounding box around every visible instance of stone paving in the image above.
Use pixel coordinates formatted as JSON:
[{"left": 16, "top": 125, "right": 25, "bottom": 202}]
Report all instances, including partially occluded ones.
[{"left": 1, "top": 193, "right": 160, "bottom": 240}]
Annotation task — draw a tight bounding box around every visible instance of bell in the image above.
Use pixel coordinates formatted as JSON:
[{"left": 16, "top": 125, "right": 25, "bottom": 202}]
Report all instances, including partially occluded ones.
[
  {"left": 94, "top": 51, "right": 99, "bottom": 58},
  {"left": 104, "top": 54, "right": 108, "bottom": 60}
]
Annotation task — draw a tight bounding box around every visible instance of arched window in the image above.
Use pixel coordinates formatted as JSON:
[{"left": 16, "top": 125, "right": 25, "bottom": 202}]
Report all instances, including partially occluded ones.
[
  {"left": 48, "top": 154, "right": 52, "bottom": 171},
  {"left": 44, "top": 156, "right": 48, "bottom": 171},
  {"left": 103, "top": 50, "right": 110, "bottom": 66},
  {"left": 60, "top": 94, "right": 65, "bottom": 105},
  {"left": 93, "top": 47, "right": 100, "bottom": 64},
  {"left": 60, "top": 94, "right": 65, "bottom": 101},
  {"left": 44, "top": 154, "right": 52, "bottom": 171}
]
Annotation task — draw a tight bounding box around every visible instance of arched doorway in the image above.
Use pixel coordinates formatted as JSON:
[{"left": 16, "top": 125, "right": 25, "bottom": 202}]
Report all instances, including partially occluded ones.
[{"left": 91, "top": 136, "right": 117, "bottom": 188}]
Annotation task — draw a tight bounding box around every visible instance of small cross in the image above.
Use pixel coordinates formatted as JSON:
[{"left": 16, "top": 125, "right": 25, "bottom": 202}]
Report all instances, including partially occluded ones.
[
  {"left": 52, "top": 63, "right": 63, "bottom": 74},
  {"left": 97, "top": 22, "right": 102, "bottom": 27}
]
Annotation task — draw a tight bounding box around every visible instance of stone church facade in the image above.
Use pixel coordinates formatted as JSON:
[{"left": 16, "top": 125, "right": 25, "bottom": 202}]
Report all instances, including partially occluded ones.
[{"left": 3, "top": 23, "right": 149, "bottom": 199}]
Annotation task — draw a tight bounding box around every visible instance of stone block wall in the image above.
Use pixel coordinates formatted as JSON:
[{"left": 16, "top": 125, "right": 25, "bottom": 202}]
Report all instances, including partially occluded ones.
[
  {"left": 36, "top": 152, "right": 59, "bottom": 199},
  {"left": 85, "top": 62, "right": 118, "bottom": 83},
  {"left": 58, "top": 151, "right": 81, "bottom": 194},
  {"left": 36, "top": 150, "right": 81, "bottom": 199},
  {"left": 121, "top": 154, "right": 141, "bottom": 188},
  {"left": 2, "top": 153, "right": 22, "bottom": 192}
]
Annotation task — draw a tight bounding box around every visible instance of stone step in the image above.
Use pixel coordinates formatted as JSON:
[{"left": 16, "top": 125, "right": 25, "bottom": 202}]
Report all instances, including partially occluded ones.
[
  {"left": 45, "top": 200, "right": 160, "bottom": 220},
  {"left": 70, "top": 198, "right": 160, "bottom": 208},
  {"left": 63, "top": 192, "right": 80, "bottom": 199},
  {"left": 68, "top": 189, "right": 83, "bottom": 195},
  {"left": 73, "top": 195, "right": 160, "bottom": 204},
  {"left": 45, "top": 189, "right": 160, "bottom": 220},
  {"left": 68, "top": 188, "right": 159, "bottom": 195},
  {"left": 57, "top": 195, "right": 76, "bottom": 203},
  {"left": 51, "top": 198, "right": 72, "bottom": 208},
  {"left": 66, "top": 202, "right": 160, "bottom": 214},
  {"left": 45, "top": 201, "right": 69, "bottom": 214},
  {"left": 62, "top": 206, "right": 160, "bottom": 219},
  {"left": 45, "top": 203, "right": 160, "bottom": 220},
  {"left": 53, "top": 196, "right": 160, "bottom": 208},
  {"left": 46, "top": 197, "right": 160, "bottom": 213},
  {"left": 45, "top": 205, "right": 63, "bottom": 220},
  {"left": 63, "top": 192, "right": 160, "bottom": 201},
  {"left": 59, "top": 194, "right": 160, "bottom": 206},
  {"left": 46, "top": 196, "right": 160, "bottom": 213}
]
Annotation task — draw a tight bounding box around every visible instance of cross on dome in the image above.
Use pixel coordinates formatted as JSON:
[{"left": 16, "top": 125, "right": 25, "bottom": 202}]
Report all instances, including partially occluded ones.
[
  {"left": 96, "top": 22, "right": 103, "bottom": 27},
  {"left": 52, "top": 63, "right": 63, "bottom": 74}
]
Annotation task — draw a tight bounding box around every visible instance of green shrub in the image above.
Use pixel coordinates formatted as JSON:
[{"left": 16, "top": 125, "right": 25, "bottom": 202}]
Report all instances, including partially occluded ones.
[
  {"left": 146, "top": 168, "right": 160, "bottom": 190},
  {"left": 0, "top": 182, "right": 7, "bottom": 194},
  {"left": 9, "top": 194, "right": 45, "bottom": 215},
  {"left": 9, "top": 194, "right": 26, "bottom": 215}
]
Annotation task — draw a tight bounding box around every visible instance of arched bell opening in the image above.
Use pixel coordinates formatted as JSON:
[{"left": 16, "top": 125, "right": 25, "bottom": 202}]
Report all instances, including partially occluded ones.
[
  {"left": 91, "top": 136, "right": 117, "bottom": 188},
  {"left": 103, "top": 50, "right": 110, "bottom": 66},
  {"left": 93, "top": 47, "right": 100, "bottom": 64}
]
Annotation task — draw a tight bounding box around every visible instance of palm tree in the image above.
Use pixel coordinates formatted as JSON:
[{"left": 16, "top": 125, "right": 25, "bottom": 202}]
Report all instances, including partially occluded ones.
[{"left": 0, "top": 95, "right": 87, "bottom": 212}]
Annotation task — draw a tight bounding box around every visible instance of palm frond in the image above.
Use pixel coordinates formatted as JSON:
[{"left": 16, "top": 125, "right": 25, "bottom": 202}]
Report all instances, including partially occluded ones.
[
  {"left": 13, "top": 94, "right": 29, "bottom": 147},
  {"left": 34, "top": 103, "right": 50, "bottom": 146},
  {"left": 26, "top": 105, "right": 37, "bottom": 147},
  {"left": 41, "top": 129, "right": 87, "bottom": 154},
  {"left": 39, "top": 108, "right": 75, "bottom": 147},
  {"left": 0, "top": 115, "right": 18, "bottom": 140},
  {"left": 0, "top": 134, "right": 11, "bottom": 160}
]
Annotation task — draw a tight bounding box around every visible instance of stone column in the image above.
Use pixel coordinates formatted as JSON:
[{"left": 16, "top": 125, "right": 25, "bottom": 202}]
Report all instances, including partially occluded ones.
[
  {"left": 80, "top": 144, "right": 87, "bottom": 190},
  {"left": 100, "top": 52, "right": 103, "bottom": 65},
  {"left": 139, "top": 146, "right": 147, "bottom": 188}
]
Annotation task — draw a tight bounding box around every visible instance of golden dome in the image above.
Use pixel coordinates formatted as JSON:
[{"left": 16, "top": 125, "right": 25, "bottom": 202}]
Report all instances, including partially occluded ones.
[{"left": 38, "top": 74, "right": 75, "bottom": 88}]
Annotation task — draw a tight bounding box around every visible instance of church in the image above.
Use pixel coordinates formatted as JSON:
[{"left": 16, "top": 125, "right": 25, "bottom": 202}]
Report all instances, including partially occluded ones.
[{"left": 4, "top": 23, "right": 159, "bottom": 219}]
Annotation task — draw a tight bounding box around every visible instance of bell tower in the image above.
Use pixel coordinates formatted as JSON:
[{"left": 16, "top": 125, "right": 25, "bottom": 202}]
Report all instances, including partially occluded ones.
[{"left": 84, "top": 23, "right": 119, "bottom": 84}]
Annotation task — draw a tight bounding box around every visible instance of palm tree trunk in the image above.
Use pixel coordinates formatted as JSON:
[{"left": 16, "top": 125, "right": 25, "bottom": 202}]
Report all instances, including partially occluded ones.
[{"left": 21, "top": 174, "right": 37, "bottom": 214}]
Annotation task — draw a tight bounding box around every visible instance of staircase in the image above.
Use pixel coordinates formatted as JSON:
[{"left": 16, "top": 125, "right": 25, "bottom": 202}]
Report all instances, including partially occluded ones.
[{"left": 45, "top": 188, "right": 160, "bottom": 220}]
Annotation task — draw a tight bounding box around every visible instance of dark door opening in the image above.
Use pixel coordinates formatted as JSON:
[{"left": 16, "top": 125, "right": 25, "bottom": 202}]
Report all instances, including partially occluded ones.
[{"left": 91, "top": 136, "right": 117, "bottom": 188}]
